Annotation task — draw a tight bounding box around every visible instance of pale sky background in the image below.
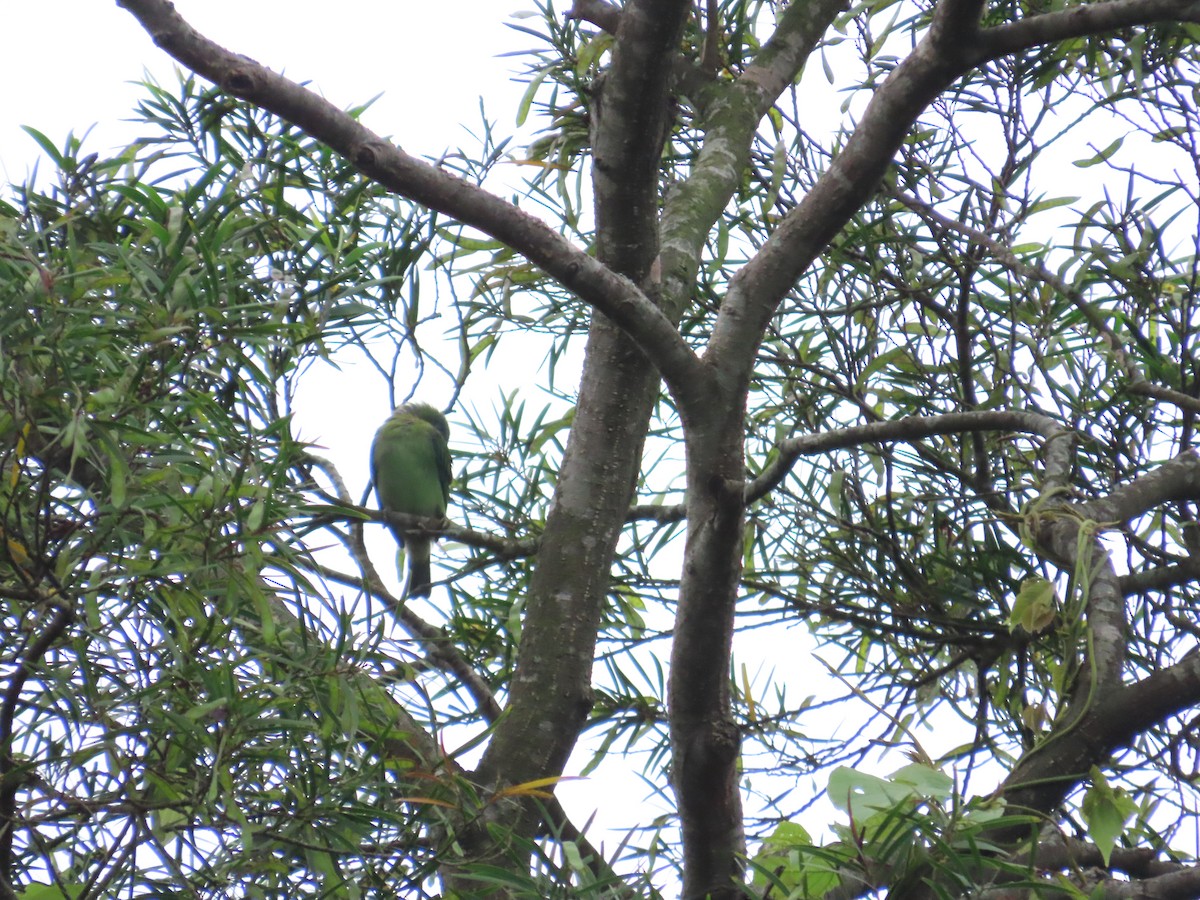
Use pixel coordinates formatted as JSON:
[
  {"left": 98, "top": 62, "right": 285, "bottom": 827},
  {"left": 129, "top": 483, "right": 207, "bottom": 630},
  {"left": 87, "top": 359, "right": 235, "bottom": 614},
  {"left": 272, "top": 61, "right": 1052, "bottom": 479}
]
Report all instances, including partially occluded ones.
[{"left": 1, "top": 2, "right": 517, "bottom": 170}]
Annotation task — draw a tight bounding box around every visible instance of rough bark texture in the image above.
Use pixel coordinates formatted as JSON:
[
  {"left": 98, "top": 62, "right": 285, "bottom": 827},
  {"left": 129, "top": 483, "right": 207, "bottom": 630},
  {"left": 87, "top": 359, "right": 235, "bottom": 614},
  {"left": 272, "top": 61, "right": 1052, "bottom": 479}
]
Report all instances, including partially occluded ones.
[
  {"left": 111, "top": 0, "right": 1200, "bottom": 895},
  {"left": 471, "top": 0, "right": 694, "bottom": 874},
  {"left": 671, "top": 390, "right": 752, "bottom": 899}
]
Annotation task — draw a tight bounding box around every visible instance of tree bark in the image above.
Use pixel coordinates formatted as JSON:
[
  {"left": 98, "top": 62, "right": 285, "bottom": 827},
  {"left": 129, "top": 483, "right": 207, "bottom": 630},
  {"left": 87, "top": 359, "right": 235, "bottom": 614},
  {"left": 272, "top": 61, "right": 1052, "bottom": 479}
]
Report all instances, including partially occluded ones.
[{"left": 671, "top": 388, "right": 752, "bottom": 899}]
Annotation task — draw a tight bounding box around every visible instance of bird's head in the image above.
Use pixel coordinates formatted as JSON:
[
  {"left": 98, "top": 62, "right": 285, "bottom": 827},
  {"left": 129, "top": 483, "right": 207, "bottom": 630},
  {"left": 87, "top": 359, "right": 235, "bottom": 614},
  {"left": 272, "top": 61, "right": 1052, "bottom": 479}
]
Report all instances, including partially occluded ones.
[{"left": 398, "top": 402, "right": 450, "bottom": 440}]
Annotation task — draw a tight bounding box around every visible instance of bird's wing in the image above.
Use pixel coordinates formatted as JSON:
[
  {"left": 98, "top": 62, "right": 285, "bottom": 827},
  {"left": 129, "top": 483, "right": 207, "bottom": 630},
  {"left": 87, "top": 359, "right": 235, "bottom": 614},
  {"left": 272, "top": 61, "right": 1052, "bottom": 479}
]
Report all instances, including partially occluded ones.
[{"left": 432, "top": 426, "right": 452, "bottom": 504}]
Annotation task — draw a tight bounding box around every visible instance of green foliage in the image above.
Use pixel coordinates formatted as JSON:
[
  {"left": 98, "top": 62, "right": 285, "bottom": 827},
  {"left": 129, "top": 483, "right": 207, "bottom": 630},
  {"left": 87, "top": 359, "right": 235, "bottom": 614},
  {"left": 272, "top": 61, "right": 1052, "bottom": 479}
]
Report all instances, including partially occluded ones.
[
  {"left": 6, "top": 0, "right": 1200, "bottom": 895},
  {"left": 1010, "top": 576, "right": 1059, "bottom": 633},
  {"left": 1082, "top": 767, "right": 1137, "bottom": 866},
  {"left": 0, "top": 75, "right": 449, "bottom": 896},
  {"left": 752, "top": 763, "right": 1023, "bottom": 898}
]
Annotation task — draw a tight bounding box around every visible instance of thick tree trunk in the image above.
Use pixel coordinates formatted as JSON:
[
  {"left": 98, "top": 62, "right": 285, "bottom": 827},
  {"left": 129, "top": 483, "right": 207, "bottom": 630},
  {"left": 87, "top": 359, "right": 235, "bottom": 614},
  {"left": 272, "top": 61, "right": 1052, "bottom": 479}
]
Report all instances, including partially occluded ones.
[
  {"left": 459, "top": 313, "right": 660, "bottom": 840},
  {"left": 670, "top": 396, "right": 751, "bottom": 899}
]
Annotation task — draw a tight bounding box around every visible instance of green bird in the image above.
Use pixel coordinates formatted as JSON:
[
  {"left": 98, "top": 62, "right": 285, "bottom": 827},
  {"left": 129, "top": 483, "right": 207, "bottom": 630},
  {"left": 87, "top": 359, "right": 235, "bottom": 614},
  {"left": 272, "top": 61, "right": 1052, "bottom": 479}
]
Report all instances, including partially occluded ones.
[{"left": 370, "top": 403, "right": 451, "bottom": 598}]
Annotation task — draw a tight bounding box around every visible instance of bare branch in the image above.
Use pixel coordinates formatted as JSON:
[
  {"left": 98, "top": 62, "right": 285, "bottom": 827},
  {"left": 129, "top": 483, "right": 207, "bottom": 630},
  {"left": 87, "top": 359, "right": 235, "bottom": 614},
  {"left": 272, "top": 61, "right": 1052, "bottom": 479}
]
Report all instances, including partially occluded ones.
[
  {"left": 592, "top": 0, "right": 691, "bottom": 283},
  {"left": 0, "top": 592, "right": 73, "bottom": 897},
  {"left": 567, "top": 0, "right": 622, "bottom": 33},
  {"left": 659, "top": 0, "right": 849, "bottom": 400},
  {"left": 1122, "top": 559, "right": 1200, "bottom": 595},
  {"left": 301, "top": 454, "right": 505, "bottom": 721},
  {"left": 1084, "top": 865, "right": 1200, "bottom": 900},
  {"left": 1076, "top": 452, "right": 1200, "bottom": 524},
  {"left": 930, "top": 0, "right": 988, "bottom": 43},
  {"left": 738, "top": 0, "right": 850, "bottom": 101},
  {"left": 977, "top": 0, "right": 1200, "bottom": 61},
  {"left": 712, "top": 0, "right": 1200, "bottom": 389},
  {"left": 997, "top": 650, "right": 1200, "bottom": 844},
  {"left": 628, "top": 410, "right": 1073, "bottom": 523},
  {"left": 749, "top": 409, "right": 1073, "bottom": 503},
  {"left": 316, "top": 541, "right": 506, "bottom": 723},
  {"left": 115, "top": 0, "right": 704, "bottom": 393},
  {"left": 711, "top": 8, "right": 974, "bottom": 371}
]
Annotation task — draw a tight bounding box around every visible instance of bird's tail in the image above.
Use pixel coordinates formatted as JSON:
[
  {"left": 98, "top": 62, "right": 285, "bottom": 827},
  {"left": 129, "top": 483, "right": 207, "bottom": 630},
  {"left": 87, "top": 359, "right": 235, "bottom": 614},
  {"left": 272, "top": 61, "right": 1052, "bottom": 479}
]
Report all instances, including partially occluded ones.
[{"left": 406, "top": 537, "right": 433, "bottom": 598}]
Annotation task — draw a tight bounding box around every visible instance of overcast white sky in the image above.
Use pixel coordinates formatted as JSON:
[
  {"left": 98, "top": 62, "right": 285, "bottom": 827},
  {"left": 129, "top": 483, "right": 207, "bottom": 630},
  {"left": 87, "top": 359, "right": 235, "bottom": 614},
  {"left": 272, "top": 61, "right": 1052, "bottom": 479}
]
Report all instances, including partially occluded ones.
[{"left": 1, "top": 2, "right": 520, "bottom": 177}]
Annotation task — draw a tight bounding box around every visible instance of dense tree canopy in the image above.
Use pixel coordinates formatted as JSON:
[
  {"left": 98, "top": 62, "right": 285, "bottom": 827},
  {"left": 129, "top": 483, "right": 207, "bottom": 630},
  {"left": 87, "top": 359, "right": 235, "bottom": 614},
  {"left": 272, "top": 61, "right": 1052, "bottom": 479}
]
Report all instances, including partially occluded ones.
[{"left": 5, "top": 0, "right": 1200, "bottom": 897}]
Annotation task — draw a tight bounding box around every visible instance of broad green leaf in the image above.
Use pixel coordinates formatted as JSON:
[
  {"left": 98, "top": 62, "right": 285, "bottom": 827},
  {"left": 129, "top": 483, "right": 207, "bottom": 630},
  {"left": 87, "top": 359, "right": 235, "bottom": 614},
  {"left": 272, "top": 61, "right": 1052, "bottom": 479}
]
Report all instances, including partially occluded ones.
[
  {"left": 1010, "top": 576, "right": 1058, "bottom": 633},
  {"left": 1082, "top": 767, "right": 1136, "bottom": 865}
]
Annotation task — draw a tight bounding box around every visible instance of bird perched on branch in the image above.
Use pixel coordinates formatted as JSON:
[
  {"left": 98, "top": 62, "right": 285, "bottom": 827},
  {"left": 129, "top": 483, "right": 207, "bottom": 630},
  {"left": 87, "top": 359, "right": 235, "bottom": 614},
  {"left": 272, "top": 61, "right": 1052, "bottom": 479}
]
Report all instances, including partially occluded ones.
[{"left": 370, "top": 403, "right": 451, "bottom": 597}]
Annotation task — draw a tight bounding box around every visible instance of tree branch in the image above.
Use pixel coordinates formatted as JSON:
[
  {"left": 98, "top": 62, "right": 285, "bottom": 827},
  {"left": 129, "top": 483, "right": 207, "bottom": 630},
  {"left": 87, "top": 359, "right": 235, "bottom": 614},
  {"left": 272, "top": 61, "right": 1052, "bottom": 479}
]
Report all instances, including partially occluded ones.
[
  {"left": 1089, "top": 863, "right": 1200, "bottom": 899},
  {"left": 659, "top": 0, "right": 849, "bottom": 411},
  {"left": 471, "top": 2, "right": 696, "bottom": 886},
  {"left": 976, "top": 0, "right": 1200, "bottom": 61},
  {"left": 260, "top": 589, "right": 631, "bottom": 895},
  {"left": 996, "top": 650, "right": 1200, "bottom": 842},
  {"left": 748, "top": 409, "right": 1072, "bottom": 503},
  {"left": 1122, "top": 558, "right": 1200, "bottom": 595},
  {"left": 628, "top": 409, "right": 1075, "bottom": 523},
  {"left": 0, "top": 592, "right": 74, "bottom": 899},
  {"left": 591, "top": 0, "right": 690, "bottom": 285},
  {"left": 710, "top": 0, "right": 1200, "bottom": 393},
  {"left": 930, "top": 0, "right": 988, "bottom": 41},
  {"left": 302, "top": 455, "right": 505, "bottom": 723},
  {"left": 893, "top": 189, "right": 1200, "bottom": 416},
  {"left": 115, "top": 0, "right": 704, "bottom": 393},
  {"left": 710, "top": 0, "right": 981, "bottom": 375},
  {"left": 1074, "top": 451, "right": 1200, "bottom": 524},
  {"left": 568, "top": 0, "right": 622, "bottom": 33}
]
